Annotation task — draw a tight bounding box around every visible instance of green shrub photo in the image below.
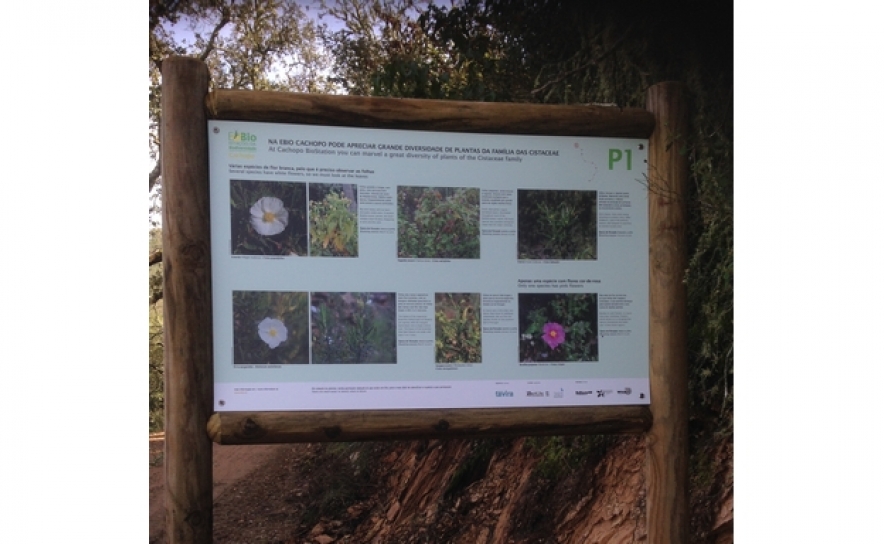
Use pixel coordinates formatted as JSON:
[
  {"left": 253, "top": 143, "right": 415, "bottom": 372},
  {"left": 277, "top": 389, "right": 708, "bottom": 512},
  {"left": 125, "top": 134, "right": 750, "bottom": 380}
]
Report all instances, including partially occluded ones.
[
  {"left": 398, "top": 186, "right": 480, "bottom": 259},
  {"left": 435, "top": 293, "right": 482, "bottom": 363},
  {"left": 232, "top": 290, "right": 310, "bottom": 365},
  {"left": 311, "top": 292, "right": 397, "bottom": 364},
  {"left": 517, "top": 190, "right": 597, "bottom": 260},
  {"left": 230, "top": 179, "right": 308, "bottom": 256},
  {"left": 309, "top": 183, "right": 358, "bottom": 257},
  {"left": 518, "top": 293, "right": 599, "bottom": 362}
]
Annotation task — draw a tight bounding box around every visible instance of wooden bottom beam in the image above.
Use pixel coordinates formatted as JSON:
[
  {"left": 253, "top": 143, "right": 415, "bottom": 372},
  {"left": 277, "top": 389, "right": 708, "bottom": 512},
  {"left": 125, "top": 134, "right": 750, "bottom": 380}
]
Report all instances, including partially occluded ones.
[{"left": 208, "top": 406, "right": 652, "bottom": 445}]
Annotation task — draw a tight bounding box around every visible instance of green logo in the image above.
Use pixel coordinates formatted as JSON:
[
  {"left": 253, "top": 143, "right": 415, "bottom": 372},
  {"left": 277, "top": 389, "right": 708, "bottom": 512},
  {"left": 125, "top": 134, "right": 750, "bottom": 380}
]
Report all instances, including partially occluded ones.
[
  {"left": 228, "top": 131, "right": 258, "bottom": 159},
  {"left": 229, "top": 131, "right": 257, "bottom": 143}
]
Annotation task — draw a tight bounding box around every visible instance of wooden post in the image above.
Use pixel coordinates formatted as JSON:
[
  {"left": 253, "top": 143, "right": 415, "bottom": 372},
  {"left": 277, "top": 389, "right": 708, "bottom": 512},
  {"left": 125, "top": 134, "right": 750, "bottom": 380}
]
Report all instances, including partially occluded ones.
[
  {"left": 161, "top": 56, "right": 213, "bottom": 544},
  {"left": 645, "top": 81, "right": 690, "bottom": 543}
]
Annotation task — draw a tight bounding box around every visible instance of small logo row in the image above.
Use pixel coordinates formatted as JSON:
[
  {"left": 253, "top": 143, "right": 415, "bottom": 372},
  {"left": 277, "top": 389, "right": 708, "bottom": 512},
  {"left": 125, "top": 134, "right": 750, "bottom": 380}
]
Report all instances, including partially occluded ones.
[{"left": 497, "top": 387, "right": 644, "bottom": 399}]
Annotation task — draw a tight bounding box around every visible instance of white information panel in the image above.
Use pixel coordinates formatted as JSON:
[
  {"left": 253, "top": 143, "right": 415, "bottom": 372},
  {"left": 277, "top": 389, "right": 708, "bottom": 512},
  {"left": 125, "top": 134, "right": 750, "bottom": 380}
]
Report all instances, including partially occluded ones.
[{"left": 208, "top": 120, "right": 649, "bottom": 411}]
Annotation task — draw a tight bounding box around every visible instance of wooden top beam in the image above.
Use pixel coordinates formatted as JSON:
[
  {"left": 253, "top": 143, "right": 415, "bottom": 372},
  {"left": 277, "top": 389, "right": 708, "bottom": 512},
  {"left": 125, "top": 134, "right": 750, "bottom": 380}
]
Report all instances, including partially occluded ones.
[{"left": 207, "top": 90, "right": 655, "bottom": 138}]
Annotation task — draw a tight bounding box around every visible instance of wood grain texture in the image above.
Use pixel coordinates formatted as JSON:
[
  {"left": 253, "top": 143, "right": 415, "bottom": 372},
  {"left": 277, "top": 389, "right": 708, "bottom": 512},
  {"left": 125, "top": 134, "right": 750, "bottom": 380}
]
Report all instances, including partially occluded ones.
[
  {"left": 645, "top": 81, "right": 691, "bottom": 544},
  {"left": 206, "top": 90, "right": 655, "bottom": 138},
  {"left": 208, "top": 406, "right": 652, "bottom": 445},
  {"left": 161, "top": 56, "right": 214, "bottom": 544}
]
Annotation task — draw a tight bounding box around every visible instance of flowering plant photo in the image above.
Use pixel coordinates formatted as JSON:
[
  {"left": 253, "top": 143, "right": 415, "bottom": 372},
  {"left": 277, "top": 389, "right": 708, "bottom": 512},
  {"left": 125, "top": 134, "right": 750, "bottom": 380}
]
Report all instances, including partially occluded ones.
[
  {"left": 311, "top": 292, "right": 397, "bottom": 364},
  {"left": 251, "top": 197, "right": 289, "bottom": 236},
  {"left": 231, "top": 179, "right": 308, "bottom": 256},
  {"left": 309, "top": 183, "right": 358, "bottom": 257},
  {"left": 435, "top": 293, "right": 482, "bottom": 363},
  {"left": 398, "top": 186, "right": 480, "bottom": 259},
  {"left": 518, "top": 293, "right": 599, "bottom": 362},
  {"left": 258, "top": 317, "right": 288, "bottom": 349},
  {"left": 517, "top": 189, "right": 597, "bottom": 260},
  {"left": 541, "top": 322, "right": 566, "bottom": 350},
  {"left": 232, "top": 290, "right": 309, "bottom": 364}
]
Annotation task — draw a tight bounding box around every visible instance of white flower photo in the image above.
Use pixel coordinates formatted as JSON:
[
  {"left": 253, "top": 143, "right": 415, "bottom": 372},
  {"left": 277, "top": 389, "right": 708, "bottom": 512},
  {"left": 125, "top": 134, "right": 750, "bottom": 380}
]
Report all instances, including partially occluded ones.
[
  {"left": 232, "top": 291, "right": 309, "bottom": 365},
  {"left": 257, "top": 317, "right": 288, "bottom": 349},
  {"left": 250, "top": 196, "right": 289, "bottom": 236},
  {"left": 231, "top": 180, "right": 307, "bottom": 256}
]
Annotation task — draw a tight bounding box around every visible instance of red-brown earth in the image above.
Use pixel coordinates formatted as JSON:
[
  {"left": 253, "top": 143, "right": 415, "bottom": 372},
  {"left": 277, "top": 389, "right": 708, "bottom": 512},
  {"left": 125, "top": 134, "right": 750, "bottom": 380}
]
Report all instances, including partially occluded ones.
[{"left": 149, "top": 433, "right": 732, "bottom": 543}]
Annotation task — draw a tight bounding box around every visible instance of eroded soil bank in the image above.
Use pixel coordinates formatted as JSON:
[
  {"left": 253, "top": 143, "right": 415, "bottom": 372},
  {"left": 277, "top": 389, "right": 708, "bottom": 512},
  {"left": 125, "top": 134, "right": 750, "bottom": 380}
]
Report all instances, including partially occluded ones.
[{"left": 149, "top": 434, "right": 733, "bottom": 543}]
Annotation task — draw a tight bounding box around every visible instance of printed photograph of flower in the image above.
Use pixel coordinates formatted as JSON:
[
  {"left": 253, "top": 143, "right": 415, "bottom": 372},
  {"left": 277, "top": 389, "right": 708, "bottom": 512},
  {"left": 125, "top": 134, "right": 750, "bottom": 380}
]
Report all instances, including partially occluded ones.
[
  {"left": 517, "top": 189, "right": 597, "bottom": 260},
  {"left": 232, "top": 290, "right": 309, "bottom": 365},
  {"left": 251, "top": 196, "right": 289, "bottom": 236},
  {"left": 398, "top": 186, "right": 480, "bottom": 259},
  {"left": 518, "top": 293, "right": 598, "bottom": 362},
  {"left": 231, "top": 179, "right": 308, "bottom": 256},
  {"left": 309, "top": 184, "right": 358, "bottom": 257},
  {"left": 541, "top": 322, "right": 566, "bottom": 350},
  {"left": 311, "top": 292, "right": 397, "bottom": 364},
  {"left": 257, "top": 317, "right": 287, "bottom": 349}
]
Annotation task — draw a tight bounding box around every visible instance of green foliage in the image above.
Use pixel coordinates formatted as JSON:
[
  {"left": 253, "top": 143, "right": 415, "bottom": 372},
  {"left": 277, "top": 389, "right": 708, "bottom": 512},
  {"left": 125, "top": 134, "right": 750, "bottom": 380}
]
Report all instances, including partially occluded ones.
[
  {"left": 309, "top": 185, "right": 359, "bottom": 257},
  {"left": 518, "top": 190, "right": 597, "bottom": 260},
  {"left": 519, "top": 293, "right": 598, "bottom": 362},
  {"left": 398, "top": 186, "right": 480, "bottom": 259},
  {"left": 148, "top": 229, "right": 164, "bottom": 431},
  {"left": 417, "top": 1, "right": 540, "bottom": 102},
  {"left": 683, "top": 74, "right": 734, "bottom": 422},
  {"left": 435, "top": 293, "right": 482, "bottom": 363},
  {"left": 232, "top": 291, "right": 310, "bottom": 364},
  {"left": 230, "top": 179, "right": 308, "bottom": 256},
  {"left": 526, "top": 435, "right": 620, "bottom": 480},
  {"left": 299, "top": 441, "right": 391, "bottom": 528},
  {"left": 149, "top": 303, "right": 165, "bottom": 432},
  {"left": 151, "top": 0, "right": 333, "bottom": 96},
  {"left": 149, "top": 0, "right": 335, "bottom": 202},
  {"left": 320, "top": 0, "right": 456, "bottom": 98},
  {"left": 312, "top": 293, "right": 397, "bottom": 364},
  {"left": 207, "top": 1, "right": 331, "bottom": 93},
  {"left": 321, "top": 0, "right": 536, "bottom": 101},
  {"left": 445, "top": 438, "right": 507, "bottom": 498}
]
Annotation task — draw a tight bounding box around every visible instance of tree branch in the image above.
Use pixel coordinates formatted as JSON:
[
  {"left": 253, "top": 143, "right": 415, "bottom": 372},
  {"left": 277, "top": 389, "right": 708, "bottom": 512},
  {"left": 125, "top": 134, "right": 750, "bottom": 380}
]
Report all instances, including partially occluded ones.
[
  {"left": 149, "top": 160, "right": 162, "bottom": 192},
  {"left": 150, "top": 288, "right": 164, "bottom": 305},
  {"left": 531, "top": 25, "right": 633, "bottom": 97},
  {"left": 150, "top": 250, "right": 163, "bottom": 303},
  {"left": 199, "top": 7, "right": 231, "bottom": 61},
  {"left": 150, "top": 5, "right": 230, "bottom": 194}
]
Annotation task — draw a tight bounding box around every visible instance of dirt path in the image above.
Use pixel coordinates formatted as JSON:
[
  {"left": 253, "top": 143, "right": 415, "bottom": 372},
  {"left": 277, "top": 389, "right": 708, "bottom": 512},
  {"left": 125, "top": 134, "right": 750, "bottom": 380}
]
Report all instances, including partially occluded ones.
[{"left": 149, "top": 433, "right": 287, "bottom": 543}]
